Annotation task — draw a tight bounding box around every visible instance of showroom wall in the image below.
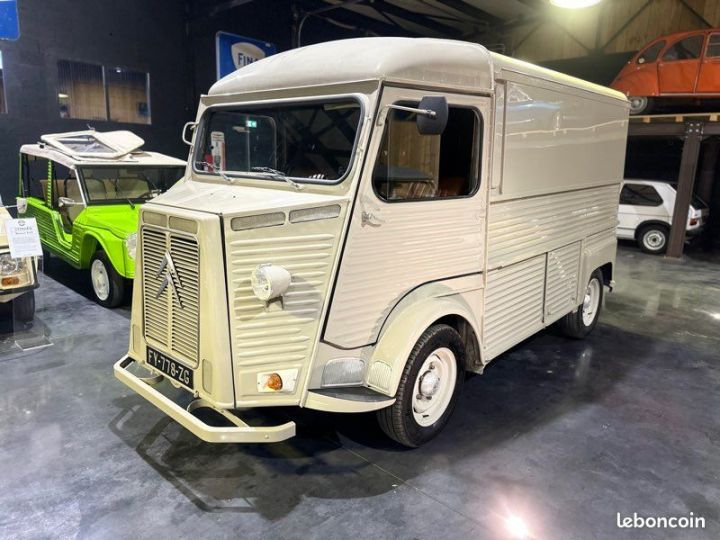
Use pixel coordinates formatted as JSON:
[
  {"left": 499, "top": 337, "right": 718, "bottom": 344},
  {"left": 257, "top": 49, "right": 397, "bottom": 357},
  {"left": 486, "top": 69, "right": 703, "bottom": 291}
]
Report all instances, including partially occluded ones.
[
  {"left": 0, "top": 0, "right": 193, "bottom": 204},
  {"left": 186, "top": 0, "right": 404, "bottom": 98}
]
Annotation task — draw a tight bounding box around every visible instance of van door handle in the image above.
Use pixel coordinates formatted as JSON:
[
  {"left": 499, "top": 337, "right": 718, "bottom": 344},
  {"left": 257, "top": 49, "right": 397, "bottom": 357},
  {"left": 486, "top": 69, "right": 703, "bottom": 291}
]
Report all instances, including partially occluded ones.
[{"left": 361, "top": 211, "right": 385, "bottom": 227}]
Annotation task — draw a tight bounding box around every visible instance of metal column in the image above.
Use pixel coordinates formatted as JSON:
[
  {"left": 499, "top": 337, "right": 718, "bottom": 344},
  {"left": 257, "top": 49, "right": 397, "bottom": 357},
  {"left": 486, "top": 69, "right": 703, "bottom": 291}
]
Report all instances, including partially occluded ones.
[{"left": 667, "top": 122, "right": 703, "bottom": 258}]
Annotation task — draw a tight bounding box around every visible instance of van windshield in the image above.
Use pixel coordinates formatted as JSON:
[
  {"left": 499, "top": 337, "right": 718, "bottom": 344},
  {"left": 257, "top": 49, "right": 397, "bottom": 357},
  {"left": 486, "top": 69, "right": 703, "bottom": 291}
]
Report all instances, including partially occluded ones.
[
  {"left": 79, "top": 166, "right": 185, "bottom": 203},
  {"left": 194, "top": 99, "right": 362, "bottom": 184}
]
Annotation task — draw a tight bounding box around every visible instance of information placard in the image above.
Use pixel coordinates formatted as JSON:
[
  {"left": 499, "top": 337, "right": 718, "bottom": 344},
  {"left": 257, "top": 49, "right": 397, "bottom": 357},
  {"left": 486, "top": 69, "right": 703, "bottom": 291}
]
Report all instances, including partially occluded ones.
[{"left": 5, "top": 218, "right": 42, "bottom": 258}]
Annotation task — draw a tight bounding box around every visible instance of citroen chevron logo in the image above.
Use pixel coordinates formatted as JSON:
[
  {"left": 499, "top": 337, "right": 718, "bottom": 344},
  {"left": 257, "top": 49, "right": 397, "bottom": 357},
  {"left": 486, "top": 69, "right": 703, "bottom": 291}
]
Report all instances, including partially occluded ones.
[{"left": 156, "top": 252, "right": 183, "bottom": 308}]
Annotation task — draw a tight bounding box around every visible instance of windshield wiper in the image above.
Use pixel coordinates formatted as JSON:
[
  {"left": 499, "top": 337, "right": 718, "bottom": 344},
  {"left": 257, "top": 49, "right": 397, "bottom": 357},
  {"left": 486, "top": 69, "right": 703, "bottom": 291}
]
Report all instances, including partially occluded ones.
[
  {"left": 195, "top": 161, "right": 236, "bottom": 183},
  {"left": 127, "top": 199, "right": 136, "bottom": 209},
  {"left": 251, "top": 167, "right": 303, "bottom": 191}
]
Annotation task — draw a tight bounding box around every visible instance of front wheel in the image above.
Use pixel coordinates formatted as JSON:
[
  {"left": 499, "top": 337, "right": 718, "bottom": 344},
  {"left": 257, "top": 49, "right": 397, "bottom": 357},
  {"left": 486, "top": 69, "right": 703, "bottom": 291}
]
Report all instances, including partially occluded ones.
[
  {"left": 377, "top": 324, "right": 465, "bottom": 448},
  {"left": 557, "top": 270, "right": 604, "bottom": 339},
  {"left": 90, "top": 251, "right": 125, "bottom": 308}
]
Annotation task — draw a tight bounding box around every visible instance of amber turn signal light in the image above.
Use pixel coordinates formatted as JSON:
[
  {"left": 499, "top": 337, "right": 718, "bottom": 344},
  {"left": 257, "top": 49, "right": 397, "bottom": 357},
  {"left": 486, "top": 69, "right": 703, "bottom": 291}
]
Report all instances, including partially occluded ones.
[
  {"left": 1, "top": 277, "right": 20, "bottom": 286},
  {"left": 264, "top": 373, "right": 283, "bottom": 391}
]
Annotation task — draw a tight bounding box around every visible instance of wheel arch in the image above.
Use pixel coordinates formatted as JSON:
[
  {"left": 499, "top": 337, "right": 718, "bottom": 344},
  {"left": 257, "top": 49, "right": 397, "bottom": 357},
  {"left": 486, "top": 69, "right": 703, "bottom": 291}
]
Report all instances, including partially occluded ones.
[
  {"left": 365, "top": 290, "right": 482, "bottom": 398},
  {"left": 80, "top": 232, "right": 125, "bottom": 274},
  {"left": 634, "top": 220, "right": 671, "bottom": 241}
]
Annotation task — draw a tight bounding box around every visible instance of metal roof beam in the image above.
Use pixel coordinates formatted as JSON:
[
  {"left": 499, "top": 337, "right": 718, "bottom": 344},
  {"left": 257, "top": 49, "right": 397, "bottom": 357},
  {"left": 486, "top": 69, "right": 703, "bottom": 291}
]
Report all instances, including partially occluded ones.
[{"left": 371, "top": 0, "right": 463, "bottom": 36}]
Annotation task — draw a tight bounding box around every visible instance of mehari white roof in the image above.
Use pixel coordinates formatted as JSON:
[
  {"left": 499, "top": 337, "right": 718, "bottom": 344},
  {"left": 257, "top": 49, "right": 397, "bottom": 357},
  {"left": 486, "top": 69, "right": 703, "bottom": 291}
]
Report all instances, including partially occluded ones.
[
  {"left": 20, "top": 130, "right": 186, "bottom": 170},
  {"left": 209, "top": 37, "right": 625, "bottom": 102}
]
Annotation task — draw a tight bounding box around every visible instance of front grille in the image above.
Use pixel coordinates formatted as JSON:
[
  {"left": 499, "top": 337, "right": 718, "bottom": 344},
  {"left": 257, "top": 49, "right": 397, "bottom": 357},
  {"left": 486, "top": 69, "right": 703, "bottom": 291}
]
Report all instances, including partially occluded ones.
[{"left": 142, "top": 226, "right": 200, "bottom": 368}]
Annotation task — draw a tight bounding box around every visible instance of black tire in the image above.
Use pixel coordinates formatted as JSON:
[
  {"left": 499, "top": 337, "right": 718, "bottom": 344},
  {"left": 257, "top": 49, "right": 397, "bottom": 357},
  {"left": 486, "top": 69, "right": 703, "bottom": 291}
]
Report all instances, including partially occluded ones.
[
  {"left": 13, "top": 290, "right": 35, "bottom": 322},
  {"left": 376, "top": 324, "right": 465, "bottom": 448},
  {"left": 557, "top": 269, "right": 604, "bottom": 339},
  {"left": 629, "top": 96, "right": 654, "bottom": 115},
  {"left": 637, "top": 224, "right": 669, "bottom": 254},
  {"left": 89, "top": 251, "right": 125, "bottom": 308}
]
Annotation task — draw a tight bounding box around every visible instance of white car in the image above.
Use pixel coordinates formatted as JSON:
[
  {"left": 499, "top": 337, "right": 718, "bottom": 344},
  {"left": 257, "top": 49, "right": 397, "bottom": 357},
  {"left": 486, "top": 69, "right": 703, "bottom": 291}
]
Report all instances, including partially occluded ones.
[{"left": 617, "top": 179, "right": 709, "bottom": 254}]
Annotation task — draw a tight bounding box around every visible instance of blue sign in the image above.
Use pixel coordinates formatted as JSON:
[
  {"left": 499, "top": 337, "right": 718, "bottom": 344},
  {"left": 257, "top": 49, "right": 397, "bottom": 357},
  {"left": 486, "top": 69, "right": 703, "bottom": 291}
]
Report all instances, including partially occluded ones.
[
  {"left": 0, "top": 0, "right": 19, "bottom": 40},
  {"left": 216, "top": 31, "right": 276, "bottom": 80}
]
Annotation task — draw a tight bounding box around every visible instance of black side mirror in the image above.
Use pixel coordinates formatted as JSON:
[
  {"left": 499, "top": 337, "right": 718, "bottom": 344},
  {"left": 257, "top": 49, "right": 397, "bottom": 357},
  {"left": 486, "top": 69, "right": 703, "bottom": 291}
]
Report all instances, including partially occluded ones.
[{"left": 417, "top": 96, "right": 448, "bottom": 136}]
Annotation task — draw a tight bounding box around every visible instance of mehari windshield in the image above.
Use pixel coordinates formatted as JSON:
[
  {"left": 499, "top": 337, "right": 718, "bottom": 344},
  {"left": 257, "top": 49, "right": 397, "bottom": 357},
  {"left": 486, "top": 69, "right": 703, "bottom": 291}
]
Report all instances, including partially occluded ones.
[
  {"left": 194, "top": 98, "right": 362, "bottom": 184},
  {"left": 79, "top": 166, "right": 185, "bottom": 203}
]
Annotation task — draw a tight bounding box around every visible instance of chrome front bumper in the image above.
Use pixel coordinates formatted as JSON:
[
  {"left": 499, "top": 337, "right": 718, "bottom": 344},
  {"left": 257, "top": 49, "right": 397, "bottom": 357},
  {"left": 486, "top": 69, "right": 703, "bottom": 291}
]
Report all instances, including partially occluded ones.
[{"left": 114, "top": 356, "right": 296, "bottom": 443}]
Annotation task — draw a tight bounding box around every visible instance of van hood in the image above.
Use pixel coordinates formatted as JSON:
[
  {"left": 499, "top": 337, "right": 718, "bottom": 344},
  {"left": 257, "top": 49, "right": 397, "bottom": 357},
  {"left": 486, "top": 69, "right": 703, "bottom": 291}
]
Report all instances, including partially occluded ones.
[
  {"left": 146, "top": 179, "right": 346, "bottom": 217},
  {"left": 82, "top": 205, "right": 140, "bottom": 238}
]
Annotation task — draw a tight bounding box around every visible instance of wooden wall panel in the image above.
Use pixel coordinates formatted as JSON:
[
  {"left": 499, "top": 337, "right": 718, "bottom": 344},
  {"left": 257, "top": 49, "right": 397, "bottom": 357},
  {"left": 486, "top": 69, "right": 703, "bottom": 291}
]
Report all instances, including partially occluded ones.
[{"left": 506, "top": 0, "right": 720, "bottom": 63}]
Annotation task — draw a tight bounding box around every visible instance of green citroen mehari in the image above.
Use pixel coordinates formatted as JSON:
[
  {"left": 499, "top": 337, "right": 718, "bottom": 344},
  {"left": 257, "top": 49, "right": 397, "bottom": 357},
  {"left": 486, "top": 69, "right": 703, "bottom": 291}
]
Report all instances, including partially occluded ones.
[{"left": 19, "top": 130, "right": 185, "bottom": 307}]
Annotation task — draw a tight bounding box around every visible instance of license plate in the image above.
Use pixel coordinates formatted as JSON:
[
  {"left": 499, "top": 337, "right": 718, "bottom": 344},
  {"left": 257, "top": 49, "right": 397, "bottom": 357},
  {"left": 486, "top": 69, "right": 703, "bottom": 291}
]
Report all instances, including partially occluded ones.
[{"left": 146, "top": 347, "right": 194, "bottom": 388}]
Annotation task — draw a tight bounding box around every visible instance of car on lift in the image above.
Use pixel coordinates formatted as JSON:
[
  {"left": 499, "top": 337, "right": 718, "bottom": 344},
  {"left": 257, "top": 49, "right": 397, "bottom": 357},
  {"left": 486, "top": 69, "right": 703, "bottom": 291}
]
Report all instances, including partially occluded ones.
[
  {"left": 19, "top": 130, "right": 186, "bottom": 307},
  {"left": 617, "top": 179, "right": 709, "bottom": 254},
  {"left": 0, "top": 206, "right": 38, "bottom": 322},
  {"left": 611, "top": 28, "right": 720, "bottom": 114}
]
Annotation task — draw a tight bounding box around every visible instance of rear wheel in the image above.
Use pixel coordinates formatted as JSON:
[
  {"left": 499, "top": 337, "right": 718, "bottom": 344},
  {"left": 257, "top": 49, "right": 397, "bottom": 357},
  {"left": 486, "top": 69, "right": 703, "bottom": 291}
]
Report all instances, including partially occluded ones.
[
  {"left": 90, "top": 251, "right": 125, "bottom": 308},
  {"left": 629, "top": 96, "right": 653, "bottom": 115},
  {"left": 13, "top": 290, "right": 35, "bottom": 322},
  {"left": 377, "top": 324, "right": 465, "bottom": 448},
  {"left": 557, "top": 270, "right": 604, "bottom": 339},
  {"left": 638, "top": 224, "right": 669, "bottom": 254}
]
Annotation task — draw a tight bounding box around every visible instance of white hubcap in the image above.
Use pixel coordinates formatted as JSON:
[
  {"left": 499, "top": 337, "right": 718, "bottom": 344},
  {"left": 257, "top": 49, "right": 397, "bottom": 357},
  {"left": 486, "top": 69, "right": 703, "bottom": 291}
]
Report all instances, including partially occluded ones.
[
  {"left": 91, "top": 259, "right": 110, "bottom": 301},
  {"left": 629, "top": 96, "right": 647, "bottom": 113},
  {"left": 582, "top": 278, "right": 601, "bottom": 327},
  {"left": 643, "top": 230, "right": 666, "bottom": 251},
  {"left": 412, "top": 347, "right": 457, "bottom": 427}
]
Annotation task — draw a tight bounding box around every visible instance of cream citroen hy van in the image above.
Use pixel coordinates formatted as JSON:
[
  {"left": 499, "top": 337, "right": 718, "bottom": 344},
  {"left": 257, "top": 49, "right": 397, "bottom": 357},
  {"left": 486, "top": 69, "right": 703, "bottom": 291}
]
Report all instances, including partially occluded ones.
[{"left": 115, "top": 38, "right": 629, "bottom": 448}]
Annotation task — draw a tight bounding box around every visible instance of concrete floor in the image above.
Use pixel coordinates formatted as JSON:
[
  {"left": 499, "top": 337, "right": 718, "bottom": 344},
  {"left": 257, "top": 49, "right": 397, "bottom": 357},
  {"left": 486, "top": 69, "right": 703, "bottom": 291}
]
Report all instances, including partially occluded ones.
[{"left": 0, "top": 244, "right": 718, "bottom": 540}]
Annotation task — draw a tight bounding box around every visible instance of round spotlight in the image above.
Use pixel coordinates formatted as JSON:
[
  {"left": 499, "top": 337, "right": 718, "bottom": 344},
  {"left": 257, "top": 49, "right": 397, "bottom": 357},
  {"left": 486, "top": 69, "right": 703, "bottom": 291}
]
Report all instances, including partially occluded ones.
[{"left": 550, "top": 0, "right": 602, "bottom": 8}]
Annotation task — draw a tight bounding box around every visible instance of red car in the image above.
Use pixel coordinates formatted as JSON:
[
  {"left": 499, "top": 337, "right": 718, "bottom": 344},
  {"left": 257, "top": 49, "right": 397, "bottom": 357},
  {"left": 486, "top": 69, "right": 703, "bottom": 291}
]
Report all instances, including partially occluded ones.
[{"left": 611, "top": 28, "right": 720, "bottom": 114}]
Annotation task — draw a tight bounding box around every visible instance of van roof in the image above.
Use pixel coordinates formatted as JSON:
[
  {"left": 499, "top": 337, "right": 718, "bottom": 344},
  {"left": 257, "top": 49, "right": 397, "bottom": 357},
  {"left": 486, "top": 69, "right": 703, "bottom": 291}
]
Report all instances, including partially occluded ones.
[{"left": 209, "top": 37, "right": 626, "bottom": 102}]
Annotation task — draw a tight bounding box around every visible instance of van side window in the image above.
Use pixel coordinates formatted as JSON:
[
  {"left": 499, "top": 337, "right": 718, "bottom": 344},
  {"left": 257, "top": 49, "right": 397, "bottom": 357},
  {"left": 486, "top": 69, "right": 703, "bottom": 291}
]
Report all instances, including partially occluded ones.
[
  {"left": 620, "top": 184, "right": 663, "bottom": 206},
  {"left": 637, "top": 41, "right": 665, "bottom": 64},
  {"left": 662, "top": 35, "right": 704, "bottom": 61},
  {"left": 373, "top": 104, "right": 479, "bottom": 201}
]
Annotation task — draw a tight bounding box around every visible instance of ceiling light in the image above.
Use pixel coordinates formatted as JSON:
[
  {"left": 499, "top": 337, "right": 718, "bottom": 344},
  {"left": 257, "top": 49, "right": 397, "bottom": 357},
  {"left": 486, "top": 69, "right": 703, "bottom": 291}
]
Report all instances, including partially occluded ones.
[
  {"left": 505, "top": 514, "right": 530, "bottom": 539},
  {"left": 550, "top": 0, "right": 602, "bottom": 8}
]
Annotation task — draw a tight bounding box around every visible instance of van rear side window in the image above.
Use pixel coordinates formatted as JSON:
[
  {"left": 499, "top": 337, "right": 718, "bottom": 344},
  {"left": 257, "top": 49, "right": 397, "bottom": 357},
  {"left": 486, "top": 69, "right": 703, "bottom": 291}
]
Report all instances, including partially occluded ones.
[{"left": 373, "top": 105, "right": 480, "bottom": 201}]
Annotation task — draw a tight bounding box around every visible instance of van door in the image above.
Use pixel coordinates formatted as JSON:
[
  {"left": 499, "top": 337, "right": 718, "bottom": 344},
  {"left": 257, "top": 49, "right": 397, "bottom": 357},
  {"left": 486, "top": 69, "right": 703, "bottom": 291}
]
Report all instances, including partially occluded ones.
[
  {"left": 324, "top": 87, "right": 489, "bottom": 349},
  {"left": 658, "top": 33, "right": 704, "bottom": 93}
]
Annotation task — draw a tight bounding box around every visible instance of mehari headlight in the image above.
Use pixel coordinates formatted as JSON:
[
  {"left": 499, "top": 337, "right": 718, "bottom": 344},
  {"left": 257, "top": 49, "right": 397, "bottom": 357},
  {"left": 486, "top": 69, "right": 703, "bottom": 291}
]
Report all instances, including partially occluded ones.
[
  {"left": 125, "top": 233, "right": 137, "bottom": 259},
  {"left": 0, "top": 253, "right": 25, "bottom": 275},
  {"left": 251, "top": 264, "right": 291, "bottom": 301}
]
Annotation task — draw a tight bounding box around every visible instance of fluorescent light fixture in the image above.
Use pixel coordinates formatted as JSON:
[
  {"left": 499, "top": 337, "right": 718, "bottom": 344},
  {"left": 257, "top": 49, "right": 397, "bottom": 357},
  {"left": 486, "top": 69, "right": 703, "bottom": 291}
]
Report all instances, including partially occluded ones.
[
  {"left": 550, "top": 0, "right": 602, "bottom": 8},
  {"left": 58, "top": 93, "right": 69, "bottom": 99}
]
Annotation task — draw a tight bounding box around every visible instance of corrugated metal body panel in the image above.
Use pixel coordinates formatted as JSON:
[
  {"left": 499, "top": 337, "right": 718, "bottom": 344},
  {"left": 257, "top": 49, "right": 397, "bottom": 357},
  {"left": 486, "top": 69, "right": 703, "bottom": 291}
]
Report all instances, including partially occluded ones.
[
  {"left": 325, "top": 202, "right": 484, "bottom": 348},
  {"left": 141, "top": 226, "right": 201, "bottom": 368},
  {"left": 487, "top": 184, "right": 618, "bottom": 269},
  {"left": 544, "top": 241, "right": 581, "bottom": 321},
  {"left": 483, "top": 254, "right": 545, "bottom": 360},
  {"left": 228, "top": 231, "right": 337, "bottom": 369},
  {"left": 586, "top": 227, "right": 616, "bottom": 254}
]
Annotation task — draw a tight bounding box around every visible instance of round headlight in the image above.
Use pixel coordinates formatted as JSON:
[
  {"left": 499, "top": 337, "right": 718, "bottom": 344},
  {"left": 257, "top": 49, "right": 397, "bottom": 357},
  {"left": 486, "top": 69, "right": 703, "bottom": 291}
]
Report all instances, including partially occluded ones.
[
  {"left": 251, "top": 264, "right": 291, "bottom": 301},
  {"left": 0, "top": 253, "right": 24, "bottom": 275},
  {"left": 125, "top": 233, "right": 137, "bottom": 259}
]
